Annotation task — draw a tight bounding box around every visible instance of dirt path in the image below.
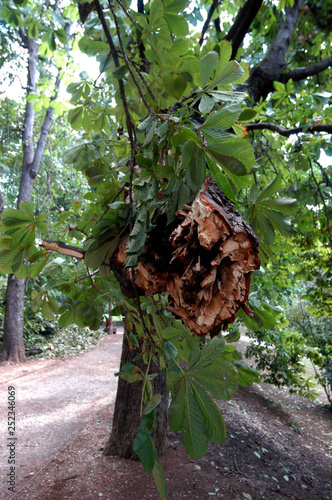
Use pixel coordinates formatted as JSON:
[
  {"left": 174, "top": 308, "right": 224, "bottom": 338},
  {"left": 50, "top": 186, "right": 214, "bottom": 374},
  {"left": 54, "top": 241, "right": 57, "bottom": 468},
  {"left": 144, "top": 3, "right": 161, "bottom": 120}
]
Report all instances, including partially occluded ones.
[
  {"left": 0, "top": 333, "right": 123, "bottom": 499},
  {"left": 1, "top": 334, "right": 331, "bottom": 500}
]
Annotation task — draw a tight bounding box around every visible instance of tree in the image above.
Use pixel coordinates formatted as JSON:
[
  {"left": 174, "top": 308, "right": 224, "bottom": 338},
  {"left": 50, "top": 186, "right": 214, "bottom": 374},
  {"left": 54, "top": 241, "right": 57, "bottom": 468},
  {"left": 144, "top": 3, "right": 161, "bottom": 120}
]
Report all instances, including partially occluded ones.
[
  {"left": 0, "top": 0, "right": 331, "bottom": 497},
  {"left": 0, "top": 0, "right": 75, "bottom": 363}
]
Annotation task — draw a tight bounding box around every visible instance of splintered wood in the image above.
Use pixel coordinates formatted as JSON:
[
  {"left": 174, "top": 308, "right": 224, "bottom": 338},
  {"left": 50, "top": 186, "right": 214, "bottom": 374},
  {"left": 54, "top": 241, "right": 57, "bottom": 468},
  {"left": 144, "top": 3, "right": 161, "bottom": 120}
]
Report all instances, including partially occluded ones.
[{"left": 112, "top": 177, "right": 260, "bottom": 337}]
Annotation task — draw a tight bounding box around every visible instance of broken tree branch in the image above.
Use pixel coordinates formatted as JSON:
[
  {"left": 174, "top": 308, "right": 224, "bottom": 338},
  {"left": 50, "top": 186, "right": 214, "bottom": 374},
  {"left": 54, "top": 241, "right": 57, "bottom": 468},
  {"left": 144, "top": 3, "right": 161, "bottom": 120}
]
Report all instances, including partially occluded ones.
[
  {"left": 40, "top": 240, "right": 85, "bottom": 259},
  {"left": 111, "top": 177, "right": 260, "bottom": 337}
]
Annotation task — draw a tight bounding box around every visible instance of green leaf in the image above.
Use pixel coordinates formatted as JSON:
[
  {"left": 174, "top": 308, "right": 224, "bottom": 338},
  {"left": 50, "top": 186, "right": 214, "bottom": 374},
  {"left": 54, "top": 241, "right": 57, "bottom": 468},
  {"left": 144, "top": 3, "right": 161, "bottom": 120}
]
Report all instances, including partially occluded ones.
[
  {"left": 206, "top": 156, "right": 236, "bottom": 202},
  {"left": 113, "top": 65, "right": 128, "bottom": 80},
  {"left": 29, "top": 256, "right": 48, "bottom": 278},
  {"left": 185, "top": 145, "right": 206, "bottom": 192},
  {"left": 209, "top": 61, "right": 245, "bottom": 87},
  {"left": 143, "top": 394, "right": 163, "bottom": 415},
  {"left": 183, "top": 383, "right": 208, "bottom": 460},
  {"left": 189, "top": 338, "right": 226, "bottom": 371},
  {"left": 133, "top": 421, "right": 155, "bottom": 472},
  {"left": 165, "top": 13, "right": 189, "bottom": 36},
  {"left": 41, "top": 299, "right": 54, "bottom": 320},
  {"left": 28, "top": 22, "right": 39, "bottom": 39},
  {"left": 190, "top": 380, "right": 226, "bottom": 444},
  {"left": 238, "top": 108, "right": 258, "bottom": 122},
  {"left": 58, "top": 308, "right": 74, "bottom": 327},
  {"left": 208, "top": 90, "right": 247, "bottom": 104},
  {"left": 168, "top": 377, "right": 186, "bottom": 431},
  {"left": 12, "top": 259, "right": 30, "bottom": 279},
  {"left": 199, "top": 94, "right": 215, "bottom": 114},
  {"left": 199, "top": 51, "right": 219, "bottom": 87},
  {"left": 164, "top": 0, "right": 187, "bottom": 13},
  {"left": 192, "top": 361, "right": 239, "bottom": 400},
  {"left": 31, "top": 291, "right": 43, "bottom": 311},
  {"left": 261, "top": 208, "right": 291, "bottom": 233},
  {"left": 68, "top": 106, "right": 84, "bottom": 130},
  {"left": 171, "top": 127, "right": 200, "bottom": 146},
  {"left": 206, "top": 149, "right": 246, "bottom": 176},
  {"left": 215, "top": 40, "right": 232, "bottom": 70},
  {"left": 205, "top": 139, "right": 255, "bottom": 176},
  {"left": 1, "top": 207, "right": 32, "bottom": 225},
  {"left": 236, "top": 364, "right": 260, "bottom": 386},
  {"left": 200, "top": 104, "right": 242, "bottom": 131},
  {"left": 152, "top": 455, "right": 167, "bottom": 500},
  {"left": 259, "top": 197, "right": 298, "bottom": 215},
  {"left": 225, "top": 330, "right": 241, "bottom": 342},
  {"left": 169, "top": 75, "right": 187, "bottom": 100},
  {"left": 256, "top": 175, "right": 282, "bottom": 201},
  {"left": 85, "top": 238, "right": 119, "bottom": 268}
]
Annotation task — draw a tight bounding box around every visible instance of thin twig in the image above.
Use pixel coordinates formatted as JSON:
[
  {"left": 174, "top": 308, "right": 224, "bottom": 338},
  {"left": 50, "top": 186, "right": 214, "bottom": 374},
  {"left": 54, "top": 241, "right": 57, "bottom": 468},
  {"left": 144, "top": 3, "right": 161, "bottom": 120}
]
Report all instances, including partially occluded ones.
[
  {"left": 94, "top": 51, "right": 112, "bottom": 86},
  {"left": 97, "top": 184, "right": 126, "bottom": 222},
  {"left": 74, "top": 271, "right": 99, "bottom": 283},
  {"left": 308, "top": 158, "right": 332, "bottom": 247},
  {"left": 127, "top": 56, "right": 157, "bottom": 103},
  {"left": 86, "top": 265, "right": 103, "bottom": 293},
  {"left": 116, "top": 0, "right": 141, "bottom": 29},
  {"left": 168, "top": 91, "right": 197, "bottom": 113},
  {"left": 108, "top": 0, "right": 153, "bottom": 113}
]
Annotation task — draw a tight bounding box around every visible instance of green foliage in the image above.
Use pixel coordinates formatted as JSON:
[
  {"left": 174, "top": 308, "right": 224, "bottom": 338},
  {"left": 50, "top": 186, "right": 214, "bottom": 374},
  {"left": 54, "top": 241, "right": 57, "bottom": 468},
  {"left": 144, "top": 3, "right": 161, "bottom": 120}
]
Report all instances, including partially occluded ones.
[
  {"left": 1, "top": 0, "right": 332, "bottom": 497},
  {"left": 0, "top": 202, "right": 48, "bottom": 278}
]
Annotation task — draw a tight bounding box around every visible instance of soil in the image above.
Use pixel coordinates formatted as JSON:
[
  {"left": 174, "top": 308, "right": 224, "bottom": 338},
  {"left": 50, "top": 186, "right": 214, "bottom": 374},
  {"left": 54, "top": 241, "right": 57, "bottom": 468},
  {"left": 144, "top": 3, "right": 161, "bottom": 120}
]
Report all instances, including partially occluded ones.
[{"left": 0, "top": 333, "right": 331, "bottom": 500}]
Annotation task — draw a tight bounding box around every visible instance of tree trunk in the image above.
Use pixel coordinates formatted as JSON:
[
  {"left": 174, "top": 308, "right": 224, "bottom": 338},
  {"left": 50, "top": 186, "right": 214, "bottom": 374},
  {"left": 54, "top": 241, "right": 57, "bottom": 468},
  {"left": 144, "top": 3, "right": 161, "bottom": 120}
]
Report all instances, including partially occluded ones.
[
  {"left": 103, "top": 332, "right": 169, "bottom": 459},
  {"left": 0, "top": 275, "right": 26, "bottom": 364}
]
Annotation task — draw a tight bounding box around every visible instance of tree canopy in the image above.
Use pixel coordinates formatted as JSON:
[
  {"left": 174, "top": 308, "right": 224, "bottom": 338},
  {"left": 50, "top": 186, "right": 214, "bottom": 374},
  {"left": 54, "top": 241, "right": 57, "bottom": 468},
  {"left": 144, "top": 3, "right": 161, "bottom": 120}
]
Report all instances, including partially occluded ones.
[{"left": 0, "top": 0, "right": 331, "bottom": 497}]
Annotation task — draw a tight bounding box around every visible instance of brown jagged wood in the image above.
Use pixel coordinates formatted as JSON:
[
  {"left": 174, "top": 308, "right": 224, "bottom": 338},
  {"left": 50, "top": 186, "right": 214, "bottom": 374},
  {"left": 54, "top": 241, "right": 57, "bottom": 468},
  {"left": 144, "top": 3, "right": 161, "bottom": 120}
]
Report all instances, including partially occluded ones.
[
  {"left": 40, "top": 240, "right": 85, "bottom": 259},
  {"left": 112, "top": 177, "right": 260, "bottom": 337}
]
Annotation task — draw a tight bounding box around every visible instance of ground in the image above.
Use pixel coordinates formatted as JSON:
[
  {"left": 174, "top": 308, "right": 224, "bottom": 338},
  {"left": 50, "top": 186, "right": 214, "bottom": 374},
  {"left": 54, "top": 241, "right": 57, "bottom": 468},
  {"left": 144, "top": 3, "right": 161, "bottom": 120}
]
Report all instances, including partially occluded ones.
[{"left": 0, "top": 333, "right": 331, "bottom": 500}]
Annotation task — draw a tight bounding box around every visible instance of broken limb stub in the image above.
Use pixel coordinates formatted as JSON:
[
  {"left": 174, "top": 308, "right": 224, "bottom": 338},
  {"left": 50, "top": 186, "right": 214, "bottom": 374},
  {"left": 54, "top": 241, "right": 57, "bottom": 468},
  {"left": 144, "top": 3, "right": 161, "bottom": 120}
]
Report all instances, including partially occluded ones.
[{"left": 112, "top": 177, "right": 260, "bottom": 337}]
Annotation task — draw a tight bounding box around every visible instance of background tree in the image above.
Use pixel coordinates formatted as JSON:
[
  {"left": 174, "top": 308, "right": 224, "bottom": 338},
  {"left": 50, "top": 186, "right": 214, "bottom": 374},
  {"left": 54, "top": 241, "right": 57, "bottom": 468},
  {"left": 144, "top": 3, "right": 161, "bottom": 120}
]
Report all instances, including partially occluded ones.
[
  {"left": 0, "top": 0, "right": 75, "bottom": 363},
  {"left": 0, "top": 0, "right": 331, "bottom": 497}
]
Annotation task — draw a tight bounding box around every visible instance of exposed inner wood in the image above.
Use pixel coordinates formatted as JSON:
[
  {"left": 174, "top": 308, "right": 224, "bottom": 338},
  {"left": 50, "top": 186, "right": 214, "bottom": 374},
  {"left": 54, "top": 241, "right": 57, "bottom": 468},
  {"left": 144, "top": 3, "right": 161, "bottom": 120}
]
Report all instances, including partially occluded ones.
[
  {"left": 112, "top": 177, "right": 260, "bottom": 337},
  {"left": 40, "top": 240, "right": 85, "bottom": 259}
]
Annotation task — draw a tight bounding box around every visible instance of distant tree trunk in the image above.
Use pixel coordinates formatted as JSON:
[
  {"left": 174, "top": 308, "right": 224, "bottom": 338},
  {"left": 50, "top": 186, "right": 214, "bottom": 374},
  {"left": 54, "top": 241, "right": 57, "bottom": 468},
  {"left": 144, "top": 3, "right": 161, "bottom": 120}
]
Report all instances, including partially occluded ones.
[
  {"left": 0, "top": 189, "right": 4, "bottom": 215},
  {"left": 103, "top": 331, "right": 169, "bottom": 459},
  {"left": 1, "top": 276, "right": 26, "bottom": 363}
]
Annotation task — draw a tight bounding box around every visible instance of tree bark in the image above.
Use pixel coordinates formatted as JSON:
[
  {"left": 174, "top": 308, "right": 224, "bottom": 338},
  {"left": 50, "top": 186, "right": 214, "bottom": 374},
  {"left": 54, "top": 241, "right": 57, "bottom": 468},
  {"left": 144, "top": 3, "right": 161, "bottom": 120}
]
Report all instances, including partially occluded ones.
[
  {"left": 225, "top": 0, "right": 263, "bottom": 59},
  {"left": 245, "top": 0, "right": 304, "bottom": 102},
  {"left": 1, "top": 275, "right": 26, "bottom": 364},
  {"left": 103, "top": 332, "right": 169, "bottom": 459}
]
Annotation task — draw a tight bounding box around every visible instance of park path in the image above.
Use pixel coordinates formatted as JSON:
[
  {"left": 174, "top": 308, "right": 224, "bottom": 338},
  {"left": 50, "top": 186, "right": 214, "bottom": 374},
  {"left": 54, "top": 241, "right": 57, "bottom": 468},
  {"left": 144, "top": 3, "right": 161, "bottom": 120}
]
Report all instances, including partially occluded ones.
[{"left": 0, "top": 333, "right": 123, "bottom": 498}]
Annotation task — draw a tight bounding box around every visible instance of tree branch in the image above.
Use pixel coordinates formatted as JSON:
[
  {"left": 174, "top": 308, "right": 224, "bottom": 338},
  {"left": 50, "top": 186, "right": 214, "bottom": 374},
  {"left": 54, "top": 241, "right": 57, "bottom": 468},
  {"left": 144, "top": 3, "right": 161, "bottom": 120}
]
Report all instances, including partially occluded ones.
[
  {"left": 245, "top": 122, "right": 332, "bottom": 137},
  {"left": 246, "top": 0, "right": 304, "bottom": 102},
  {"left": 200, "top": 0, "right": 220, "bottom": 47},
  {"left": 225, "top": 0, "right": 263, "bottom": 59},
  {"left": 40, "top": 240, "right": 85, "bottom": 259},
  {"left": 29, "top": 70, "right": 61, "bottom": 177},
  {"left": 280, "top": 55, "right": 332, "bottom": 83}
]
